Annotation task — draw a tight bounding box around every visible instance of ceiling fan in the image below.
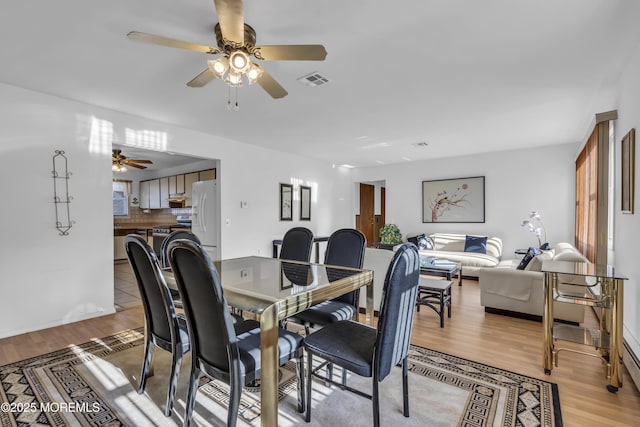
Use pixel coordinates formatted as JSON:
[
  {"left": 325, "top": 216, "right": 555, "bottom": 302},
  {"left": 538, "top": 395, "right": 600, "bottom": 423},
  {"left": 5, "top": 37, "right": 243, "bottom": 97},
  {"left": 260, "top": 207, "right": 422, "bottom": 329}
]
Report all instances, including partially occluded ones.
[
  {"left": 127, "top": 0, "right": 327, "bottom": 103},
  {"left": 112, "top": 149, "right": 153, "bottom": 172}
]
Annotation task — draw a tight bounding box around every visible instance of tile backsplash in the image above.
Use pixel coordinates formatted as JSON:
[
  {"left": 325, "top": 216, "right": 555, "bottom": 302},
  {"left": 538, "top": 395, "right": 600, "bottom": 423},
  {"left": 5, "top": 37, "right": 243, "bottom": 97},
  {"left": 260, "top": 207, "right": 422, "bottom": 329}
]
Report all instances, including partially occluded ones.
[{"left": 114, "top": 207, "right": 177, "bottom": 224}]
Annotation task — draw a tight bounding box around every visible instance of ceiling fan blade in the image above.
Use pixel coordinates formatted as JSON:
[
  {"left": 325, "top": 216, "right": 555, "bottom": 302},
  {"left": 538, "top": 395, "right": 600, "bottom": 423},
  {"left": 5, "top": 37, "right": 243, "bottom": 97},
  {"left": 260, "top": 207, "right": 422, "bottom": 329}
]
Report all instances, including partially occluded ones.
[
  {"left": 255, "top": 45, "right": 327, "bottom": 61},
  {"left": 256, "top": 69, "right": 288, "bottom": 99},
  {"left": 214, "top": 0, "right": 245, "bottom": 43},
  {"left": 127, "top": 159, "right": 153, "bottom": 164},
  {"left": 127, "top": 31, "right": 221, "bottom": 55},
  {"left": 187, "top": 69, "right": 217, "bottom": 87},
  {"left": 123, "top": 162, "right": 147, "bottom": 170}
]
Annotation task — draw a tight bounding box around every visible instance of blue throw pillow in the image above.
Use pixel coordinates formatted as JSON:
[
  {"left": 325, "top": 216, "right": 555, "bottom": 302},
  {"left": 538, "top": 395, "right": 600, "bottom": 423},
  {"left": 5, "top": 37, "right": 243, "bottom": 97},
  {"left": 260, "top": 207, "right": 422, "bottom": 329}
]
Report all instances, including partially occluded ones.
[
  {"left": 464, "top": 235, "right": 487, "bottom": 254},
  {"left": 517, "top": 247, "right": 542, "bottom": 270}
]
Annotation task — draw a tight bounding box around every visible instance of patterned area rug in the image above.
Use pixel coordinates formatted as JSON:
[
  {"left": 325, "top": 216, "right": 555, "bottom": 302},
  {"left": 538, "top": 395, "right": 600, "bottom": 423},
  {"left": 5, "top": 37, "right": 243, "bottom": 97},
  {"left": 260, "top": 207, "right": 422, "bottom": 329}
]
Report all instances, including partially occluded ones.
[{"left": 0, "top": 328, "right": 562, "bottom": 426}]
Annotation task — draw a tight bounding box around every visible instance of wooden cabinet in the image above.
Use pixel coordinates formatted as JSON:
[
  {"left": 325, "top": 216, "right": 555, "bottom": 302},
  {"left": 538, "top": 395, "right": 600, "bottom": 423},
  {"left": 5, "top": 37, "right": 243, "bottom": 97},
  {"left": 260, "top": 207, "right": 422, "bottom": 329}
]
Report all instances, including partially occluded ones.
[
  {"left": 138, "top": 168, "right": 215, "bottom": 209},
  {"left": 176, "top": 174, "right": 185, "bottom": 194},
  {"left": 160, "top": 177, "right": 169, "bottom": 208},
  {"left": 184, "top": 172, "right": 199, "bottom": 206},
  {"left": 199, "top": 169, "right": 215, "bottom": 181},
  {"left": 139, "top": 180, "right": 150, "bottom": 209},
  {"left": 114, "top": 236, "right": 127, "bottom": 260},
  {"left": 168, "top": 175, "right": 177, "bottom": 195},
  {"left": 149, "top": 179, "right": 161, "bottom": 209}
]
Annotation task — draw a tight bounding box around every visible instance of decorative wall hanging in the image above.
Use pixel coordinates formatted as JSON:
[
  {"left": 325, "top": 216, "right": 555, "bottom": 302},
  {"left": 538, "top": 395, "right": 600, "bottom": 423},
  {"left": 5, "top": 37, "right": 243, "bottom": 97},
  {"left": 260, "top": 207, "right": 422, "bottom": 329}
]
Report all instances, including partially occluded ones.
[
  {"left": 422, "top": 176, "right": 485, "bottom": 223},
  {"left": 621, "top": 128, "right": 635, "bottom": 214},
  {"left": 52, "top": 150, "right": 74, "bottom": 235},
  {"left": 300, "top": 185, "right": 311, "bottom": 221},
  {"left": 280, "top": 183, "right": 293, "bottom": 221}
]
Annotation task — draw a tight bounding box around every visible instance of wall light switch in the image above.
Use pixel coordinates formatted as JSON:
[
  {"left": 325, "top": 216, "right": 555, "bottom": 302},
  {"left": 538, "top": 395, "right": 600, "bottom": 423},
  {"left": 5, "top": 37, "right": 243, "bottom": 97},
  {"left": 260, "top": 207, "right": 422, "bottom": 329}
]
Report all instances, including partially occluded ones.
[
  {"left": 240, "top": 201, "right": 248, "bottom": 208},
  {"left": 225, "top": 218, "right": 230, "bottom": 226}
]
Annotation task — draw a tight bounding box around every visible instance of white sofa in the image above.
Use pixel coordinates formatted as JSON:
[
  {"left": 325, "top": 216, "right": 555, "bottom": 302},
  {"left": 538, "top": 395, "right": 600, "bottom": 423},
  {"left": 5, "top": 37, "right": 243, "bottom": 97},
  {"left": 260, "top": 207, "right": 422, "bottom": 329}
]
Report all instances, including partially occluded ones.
[
  {"left": 478, "top": 242, "right": 587, "bottom": 323},
  {"left": 417, "top": 233, "right": 503, "bottom": 278}
]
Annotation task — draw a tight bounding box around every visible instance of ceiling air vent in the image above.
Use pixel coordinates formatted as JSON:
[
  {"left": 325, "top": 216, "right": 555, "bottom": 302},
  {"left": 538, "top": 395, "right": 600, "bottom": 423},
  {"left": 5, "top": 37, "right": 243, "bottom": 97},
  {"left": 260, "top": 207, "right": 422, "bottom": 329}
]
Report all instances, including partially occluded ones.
[
  {"left": 297, "top": 71, "right": 331, "bottom": 87},
  {"left": 413, "top": 142, "right": 429, "bottom": 147}
]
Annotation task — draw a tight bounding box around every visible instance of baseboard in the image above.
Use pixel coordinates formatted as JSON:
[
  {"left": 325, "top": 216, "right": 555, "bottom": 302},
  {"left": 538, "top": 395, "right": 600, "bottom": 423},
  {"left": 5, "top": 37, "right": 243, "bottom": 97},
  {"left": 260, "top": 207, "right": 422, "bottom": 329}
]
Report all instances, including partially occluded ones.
[{"left": 623, "top": 340, "right": 640, "bottom": 392}]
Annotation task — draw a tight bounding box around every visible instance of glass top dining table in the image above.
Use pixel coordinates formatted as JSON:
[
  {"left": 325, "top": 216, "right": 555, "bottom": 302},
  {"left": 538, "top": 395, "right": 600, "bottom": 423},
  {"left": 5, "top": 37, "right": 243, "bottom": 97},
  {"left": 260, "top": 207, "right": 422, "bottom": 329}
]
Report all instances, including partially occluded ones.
[{"left": 162, "top": 255, "right": 374, "bottom": 427}]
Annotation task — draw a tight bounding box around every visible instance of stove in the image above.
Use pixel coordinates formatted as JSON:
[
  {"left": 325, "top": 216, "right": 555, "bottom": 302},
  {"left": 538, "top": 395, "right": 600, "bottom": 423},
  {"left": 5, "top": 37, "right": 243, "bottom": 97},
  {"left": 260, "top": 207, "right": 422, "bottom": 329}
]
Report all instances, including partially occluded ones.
[{"left": 152, "top": 215, "right": 193, "bottom": 254}]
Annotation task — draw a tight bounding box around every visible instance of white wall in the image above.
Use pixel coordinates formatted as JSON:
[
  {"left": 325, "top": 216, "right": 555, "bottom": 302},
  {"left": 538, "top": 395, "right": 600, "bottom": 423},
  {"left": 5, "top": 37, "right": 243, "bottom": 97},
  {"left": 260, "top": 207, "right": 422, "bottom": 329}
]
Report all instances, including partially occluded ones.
[
  {"left": 609, "top": 39, "right": 640, "bottom": 360},
  {"left": 0, "top": 82, "right": 353, "bottom": 338},
  {"left": 352, "top": 143, "right": 577, "bottom": 258}
]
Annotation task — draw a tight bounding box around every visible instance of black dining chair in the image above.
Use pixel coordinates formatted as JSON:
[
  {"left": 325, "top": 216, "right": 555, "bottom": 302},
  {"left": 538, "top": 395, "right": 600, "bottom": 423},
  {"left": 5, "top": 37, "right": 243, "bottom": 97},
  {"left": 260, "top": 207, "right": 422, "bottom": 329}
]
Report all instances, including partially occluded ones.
[
  {"left": 167, "top": 239, "right": 306, "bottom": 427},
  {"left": 287, "top": 228, "right": 366, "bottom": 335},
  {"left": 159, "top": 230, "right": 201, "bottom": 307},
  {"left": 303, "top": 243, "right": 420, "bottom": 427},
  {"left": 124, "top": 234, "right": 189, "bottom": 417},
  {"left": 279, "top": 227, "right": 314, "bottom": 262},
  {"left": 160, "top": 230, "right": 201, "bottom": 268}
]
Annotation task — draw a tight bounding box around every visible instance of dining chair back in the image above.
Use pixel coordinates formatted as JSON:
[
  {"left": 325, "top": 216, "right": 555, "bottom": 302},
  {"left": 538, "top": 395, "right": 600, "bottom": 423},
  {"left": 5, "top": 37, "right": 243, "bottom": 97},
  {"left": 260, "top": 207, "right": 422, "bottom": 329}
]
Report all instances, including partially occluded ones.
[
  {"left": 303, "top": 243, "right": 420, "bottom": 427},
  {"left": 323, "top": 228, "right": 366, "bottom": 307},
  {"left": 279, "top": 227, "right": 314, "bottom": 262},
  {"left": 286, "top": 229, "right": 366, "bottom": 335},
  {"left": 160, "top": 230, "right": 201, "bottom": 268},
  {"left": 167, "top": 239, "right": 305, "bottom": 427},
  {"left": 124, "top": 234, "right": 189, "bottom": 417}
]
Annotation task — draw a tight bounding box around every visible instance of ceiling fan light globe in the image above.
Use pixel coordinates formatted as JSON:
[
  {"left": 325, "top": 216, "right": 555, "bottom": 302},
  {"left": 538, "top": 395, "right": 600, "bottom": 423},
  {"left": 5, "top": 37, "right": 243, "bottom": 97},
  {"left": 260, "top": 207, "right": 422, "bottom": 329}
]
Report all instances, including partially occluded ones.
[
  {"left": 229, "top": 51, "right": 250, "bottom": 73},
  {"left": 208, "top": 57, "right": 229, "bottom": 78},
  {"left": 246, "top": 63, "right": 263, "bottom": 84},
  {"left": 225, "top": 70, "right": 243, "bottom": 87}
]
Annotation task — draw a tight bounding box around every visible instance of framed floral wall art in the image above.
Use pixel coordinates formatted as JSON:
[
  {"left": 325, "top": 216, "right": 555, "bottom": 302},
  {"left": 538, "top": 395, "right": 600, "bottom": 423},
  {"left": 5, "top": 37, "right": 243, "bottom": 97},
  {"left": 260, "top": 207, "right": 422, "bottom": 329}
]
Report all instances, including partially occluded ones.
[
  {"left": 280, "top": 183, "right": 293, "bottom": 221},
  {"left": 422, "top": 176, "right": 485, "bottom": 223}
]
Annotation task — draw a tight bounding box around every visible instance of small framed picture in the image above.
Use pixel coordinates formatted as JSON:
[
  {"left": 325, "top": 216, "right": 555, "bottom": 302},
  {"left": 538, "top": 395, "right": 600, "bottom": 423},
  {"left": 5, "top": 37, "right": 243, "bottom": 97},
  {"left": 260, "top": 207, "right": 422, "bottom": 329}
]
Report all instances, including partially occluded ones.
[
  {"left": 280, "top": 183, "right": 293, "bottom": 221},
  {"left": 300, "top": 185, "right": 311, "bottom": 221},
  {"left": 621, "top": 128, "right": 635, "bottom": 214}
]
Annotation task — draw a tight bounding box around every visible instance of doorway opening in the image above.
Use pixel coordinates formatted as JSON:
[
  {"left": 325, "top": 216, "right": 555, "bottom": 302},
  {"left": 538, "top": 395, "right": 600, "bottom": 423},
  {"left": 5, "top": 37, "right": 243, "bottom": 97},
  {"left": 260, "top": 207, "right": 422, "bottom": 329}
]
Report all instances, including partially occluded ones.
[
  {"left": 111, "top": 144, "right": 220, "bottom": 311},
  {"left": 355, "top": 180, "right": 386, "bottom": 247}
]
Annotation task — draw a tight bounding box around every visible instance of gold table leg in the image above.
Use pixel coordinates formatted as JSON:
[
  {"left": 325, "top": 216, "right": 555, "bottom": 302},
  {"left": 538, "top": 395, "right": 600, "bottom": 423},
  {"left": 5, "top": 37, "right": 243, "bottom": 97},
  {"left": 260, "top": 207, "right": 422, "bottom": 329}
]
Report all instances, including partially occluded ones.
[
  {"left": 365, "top": 280, "right": 374, "bottom": 326},
  {"left": 542, "top": 271, "right": 555, "bottom": 374},
  {"left": 608, "top": 278, "right": 624, "bottom": 391},
  {"left": 260, "top": 304, "right": 279, "bottom": 427}
]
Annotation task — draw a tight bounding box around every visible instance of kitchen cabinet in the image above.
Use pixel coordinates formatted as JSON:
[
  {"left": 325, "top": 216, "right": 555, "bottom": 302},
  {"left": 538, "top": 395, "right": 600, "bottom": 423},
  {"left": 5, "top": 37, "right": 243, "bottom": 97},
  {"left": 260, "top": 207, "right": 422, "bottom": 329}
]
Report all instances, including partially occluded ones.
[
  {"left": 169, "top": 175, "right": 177, "bottom": 195},
  {"left": 176, "top": 174, "right": 185, "bottom": 194},
  {"left": 114, "top": 236, "right": 127, "bottom": 260},
  {"left": 184, "top": 172, "right": 199, "bottom": 206},
  {"left": 139, "top": 180, "right": 150, "bottom": 209},
  {"left": 160, "top": 177, "right": 170, "bottom": 208},
  {"left": 149, "top": 179, "right": 161, "bottom": 209},
  {"left": 199, "top": 169, "right": 215, "bottom": 181}
]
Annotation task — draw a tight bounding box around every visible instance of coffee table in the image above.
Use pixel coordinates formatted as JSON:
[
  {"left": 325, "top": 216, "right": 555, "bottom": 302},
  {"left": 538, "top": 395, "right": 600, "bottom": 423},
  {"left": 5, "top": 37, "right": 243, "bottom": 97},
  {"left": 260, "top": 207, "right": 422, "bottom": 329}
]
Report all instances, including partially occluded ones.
[
  {"left": 416, "top": 277, "right": 453, "bottom": 328},
  {"left": 419, "top": 259, "right": 462, "bottom": 286}
]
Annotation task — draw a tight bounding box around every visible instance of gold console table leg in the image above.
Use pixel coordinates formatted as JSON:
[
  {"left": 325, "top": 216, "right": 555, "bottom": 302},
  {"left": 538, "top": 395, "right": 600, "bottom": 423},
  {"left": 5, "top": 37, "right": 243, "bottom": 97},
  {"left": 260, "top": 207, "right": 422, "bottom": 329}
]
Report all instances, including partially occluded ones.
[{"left": 542, "top": 271, "right": 555, "bottom": 374}]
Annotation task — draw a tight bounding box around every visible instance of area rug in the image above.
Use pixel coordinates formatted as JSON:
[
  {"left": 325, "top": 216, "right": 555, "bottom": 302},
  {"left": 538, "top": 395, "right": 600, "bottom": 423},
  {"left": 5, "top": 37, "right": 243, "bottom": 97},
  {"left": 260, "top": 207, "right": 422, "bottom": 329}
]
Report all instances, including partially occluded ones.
[{"left": 0, "top": 328, "right": 562, "bottom": 426}]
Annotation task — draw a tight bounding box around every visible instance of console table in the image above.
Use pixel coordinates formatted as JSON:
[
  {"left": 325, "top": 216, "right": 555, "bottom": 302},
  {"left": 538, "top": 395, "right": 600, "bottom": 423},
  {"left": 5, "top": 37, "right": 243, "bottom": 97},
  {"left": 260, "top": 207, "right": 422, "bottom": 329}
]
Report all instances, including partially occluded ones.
[
  {"left": 272, "top": 236, "right": 329, "bottom": 263},
  {"left": 542, "top": 260, "right": 627, "bottom": 392}
]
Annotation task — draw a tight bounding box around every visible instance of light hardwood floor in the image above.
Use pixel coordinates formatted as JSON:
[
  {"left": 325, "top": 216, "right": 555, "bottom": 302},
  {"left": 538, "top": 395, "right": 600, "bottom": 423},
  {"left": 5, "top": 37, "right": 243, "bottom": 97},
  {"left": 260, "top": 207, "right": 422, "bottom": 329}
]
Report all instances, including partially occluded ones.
[{"left": 1, "top": 268, "right": 639, "bottom": 426}]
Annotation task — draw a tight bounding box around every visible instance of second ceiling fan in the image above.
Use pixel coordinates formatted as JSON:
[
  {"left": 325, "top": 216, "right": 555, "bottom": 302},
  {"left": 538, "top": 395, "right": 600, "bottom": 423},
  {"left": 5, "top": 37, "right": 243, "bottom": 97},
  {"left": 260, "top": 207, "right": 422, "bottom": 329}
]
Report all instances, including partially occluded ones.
[{"left": 127, "top": 0, "right": 327, "bottom": 100}]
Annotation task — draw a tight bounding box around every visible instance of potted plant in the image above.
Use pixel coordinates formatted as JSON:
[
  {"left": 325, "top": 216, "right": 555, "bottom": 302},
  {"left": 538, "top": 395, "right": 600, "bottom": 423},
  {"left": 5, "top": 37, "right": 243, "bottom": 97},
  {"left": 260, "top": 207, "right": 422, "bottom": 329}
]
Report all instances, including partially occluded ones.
[{"left": 379, "top": 224, "right": 403, "bottom": 246}]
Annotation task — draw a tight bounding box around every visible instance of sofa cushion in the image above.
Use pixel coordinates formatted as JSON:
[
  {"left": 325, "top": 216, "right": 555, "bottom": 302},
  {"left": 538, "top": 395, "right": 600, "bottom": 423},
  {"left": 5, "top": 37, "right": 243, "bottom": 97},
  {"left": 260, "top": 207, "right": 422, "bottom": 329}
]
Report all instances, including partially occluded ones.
[
  {"left": 524, "top": 251, "right": 554, "bottom": 271},
  {"left": 516, "top": 247, "right": 541, "bottom": 270},
  {"left": 418, "top": 249, "right": 500, "bottom": 268},
  {"left": 408, "top": 234, "right": 432, "bottom": 250},
  {"left": 430, "top": 233, "right": 502, "bottom": 259},
  {"left": 464, "top": 235, "right": 487, "bottom": 254}
]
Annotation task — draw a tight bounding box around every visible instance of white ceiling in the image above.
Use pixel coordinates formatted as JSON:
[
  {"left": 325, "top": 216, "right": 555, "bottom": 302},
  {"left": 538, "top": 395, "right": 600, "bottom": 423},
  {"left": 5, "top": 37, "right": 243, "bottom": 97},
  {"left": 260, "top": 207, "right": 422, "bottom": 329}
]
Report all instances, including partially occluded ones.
[{"left": 3, "top": 0, "right": 640, "bottom": 167}]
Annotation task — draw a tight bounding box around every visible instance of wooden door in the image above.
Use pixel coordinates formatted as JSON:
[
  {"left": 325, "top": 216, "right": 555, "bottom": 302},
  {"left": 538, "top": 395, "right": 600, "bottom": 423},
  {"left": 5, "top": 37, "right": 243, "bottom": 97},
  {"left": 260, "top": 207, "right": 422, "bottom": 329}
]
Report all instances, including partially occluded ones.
[{"left": 358, "top": 183, "right": 375, "bottom": 246}]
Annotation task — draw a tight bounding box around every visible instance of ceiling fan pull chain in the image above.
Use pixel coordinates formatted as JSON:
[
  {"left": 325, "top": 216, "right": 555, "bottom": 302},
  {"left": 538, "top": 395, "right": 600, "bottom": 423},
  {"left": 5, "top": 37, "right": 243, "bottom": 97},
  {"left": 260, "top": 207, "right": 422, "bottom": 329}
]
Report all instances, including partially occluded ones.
[
  {"left": 227, "top": 85, "right": 232, "bottom": 110},
  {"left": 234, "top": 86, "right": 240, "bottom": 111}
]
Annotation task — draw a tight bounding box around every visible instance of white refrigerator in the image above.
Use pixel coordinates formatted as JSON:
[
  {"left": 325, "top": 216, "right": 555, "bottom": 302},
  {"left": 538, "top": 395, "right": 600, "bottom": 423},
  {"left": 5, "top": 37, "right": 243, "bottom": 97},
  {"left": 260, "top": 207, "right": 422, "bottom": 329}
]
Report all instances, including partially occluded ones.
[{"left": 191, "top": 180, "right": 220, "bottom": 260}]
